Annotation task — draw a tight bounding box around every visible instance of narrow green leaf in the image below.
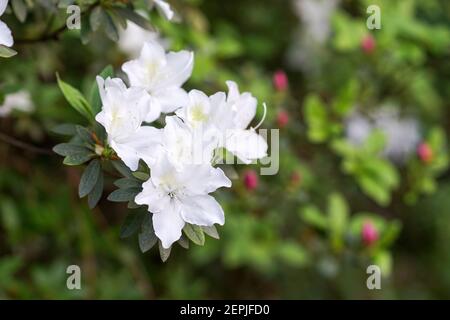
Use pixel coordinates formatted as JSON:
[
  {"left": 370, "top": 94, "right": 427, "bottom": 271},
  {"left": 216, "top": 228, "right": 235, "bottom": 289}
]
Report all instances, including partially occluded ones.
[
  {"left": 63, "top": 153, "right": 94, "bottom": 166},
  {"left": 80, "top": 14, "right": 91, "bottom": 45},
  {"left": 90, "top": 6, "right": 106, "bottom": 31},
  {"left": 112, "top": 160, "right": 133, "bottom": 178},
  {"left": 107, "top": 187, "right": 141, "bottom": 202},
  {"left": 51, "top": 123, "right": 77, "bottom": 136},
  {"left": 183, "top": 224, "right": 205, "bottom": 246},
  {"left": 178, "top": 235, "right": 189, "bottom": 249},
  {"left": 0, "top": 45, "right": 17, "bottom": 58},
  {"left": 132, "top": 171, "right": 150, "bottom": 181},
  {"left": 56, "top": 74, "right": 93, "bottom": 120},
  {"left": 113, "top": 178, "right": 142, "bottom": 189},
  {"left": 158, "top": 241, "right": 171, "bottom": 262},
  {"left": 53, "top": 143, "right": 90, "bottom": 157},
  {"left": 79, "top": 159, "right": 101, "bottom": 198},
  {"left": 138, "top": 215, "right": 157, "bottom": 253},
  {"left": 300, "top": 206, "right": 328, "bottom": 230},
  {"left": 88, "top": 173, "right": 103, "bottom": 209},
  {"left": 76, "top": 125, "right": 94, "bottom": 144},
  {"left": 202, "top": 225, "right": 220, "bottom": 239},
  {"left": 120, "top": 211, "right": 146, "bottom": 239},
  {"left": 114, "top": 8, "right": 154, "bottom": 30},
  {"left": 12, "top": 0, "right": 27, "bottom": 22},
  {"left": 104, "top": 12, "right": 120, "bottom": 41}
]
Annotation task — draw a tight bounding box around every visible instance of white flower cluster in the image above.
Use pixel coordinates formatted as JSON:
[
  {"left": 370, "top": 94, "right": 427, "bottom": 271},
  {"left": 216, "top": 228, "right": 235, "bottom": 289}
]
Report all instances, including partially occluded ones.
[
  {"left": 0, "top": 0, "right": 13, "bottom": 47},
  {"left": 96, "top": 41, "right": 268, "bottom": 249}
]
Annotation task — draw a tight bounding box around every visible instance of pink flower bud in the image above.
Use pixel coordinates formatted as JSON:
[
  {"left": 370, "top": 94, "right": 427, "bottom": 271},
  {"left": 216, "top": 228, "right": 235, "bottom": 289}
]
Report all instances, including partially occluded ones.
[
  {"left": 361, "top": 34, "right": 376, "bottom": 54},
  {"left": 417, "top": 142, "right": 433, "bottom": 164},
  {"left": 362, "top": 221, "right": 378, "bottom": 246},
  {"left": 243, "top": 170, "right": 258, "bottom": 191},
  {"left": 273, "top": 70, "right": 288, "bottom": 91},
  {"left": 277, "top": 110, "right": 289, "bottom": 128},
  {"left": 290, "top": 171, "right": 301, "bottom": 186}
]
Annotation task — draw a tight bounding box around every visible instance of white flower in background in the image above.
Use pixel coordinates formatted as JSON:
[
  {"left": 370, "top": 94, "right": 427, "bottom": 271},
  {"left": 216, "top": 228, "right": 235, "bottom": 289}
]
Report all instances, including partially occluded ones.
[
  {"left": 0, "top": 91, "right": 34, "bottom": 117},
  {"left": 154, "top": 0, "right": 174, "bottom": 21},
  {"left": 122, "top": 40, "right": 193, "bottom": 115},
  {"left": 0, "top": 0, "right": 13, "bottom": 47},
  {"left": 135, "top": 154, "right": 231, "bottom": 248},
  {"left": 95, "top": 76, "right": 162, "bottom": 171},
  {"left": 294, "top": 0, "right": 339, "bottom": 44},
  {"left": 177, "top": 82, "right": 268, "bottom": 164},
  {"left": 287, "top": 0, "right": 340, "bottom": 71},
  {"left": 119, "top": 21, "right": 170, "bottom": 59},
  {"left": 346, "top": 107, "right": 421, "bottom": 163}
]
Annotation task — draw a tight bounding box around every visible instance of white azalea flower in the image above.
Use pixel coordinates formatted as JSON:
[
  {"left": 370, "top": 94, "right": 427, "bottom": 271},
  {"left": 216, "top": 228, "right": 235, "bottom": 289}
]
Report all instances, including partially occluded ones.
[
  {"left": 161, "top": 115, "right": 217, "bottom": 170},
  {"left": 122, "top": 40, "right": 194, "bottom": 115},
  {"left": 154, "top": 0, "right": 174, "bottom": 21},
  {"left": 118, "top": 18, "right": 170, "bottom": 59},
  {"left": 135, "top": 154, "right": 231, "bottom": 248},
  {"left": 177, "top": 82, "right": 268, "bottom": 164},
  {"left": 95, "top": 76, "right": 162, "bottom": 171},
  {"left": 0, "top": 91, "right": 34, "bottom": 117},
  {"left": 0, "top": 0, "right": 13, "bottom": 47}
]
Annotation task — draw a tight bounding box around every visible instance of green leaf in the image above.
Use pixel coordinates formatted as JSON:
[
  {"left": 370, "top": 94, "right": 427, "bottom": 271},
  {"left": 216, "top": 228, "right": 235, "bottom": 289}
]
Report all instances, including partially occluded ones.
[
  {"left": 80, "top": 14, "right": 91, "bottom": 45},
  {"left": 132, "top": 171, "right": 150, "bottom": 181},
  {"left": 138, "top": 215, "right": 157, "bottom": 253},
  {"left": 107, "top": 187, "right": 141, "bottom": 202},
  {"left": 63, "top": 153, "right": 94, "bottom": 166},
  {"left": 51, "top": 123, "right": 77, "bottom": 136},
  {"left": 90, "top": 6, "right": 107, "bottom": 32},
  {"left": 183, "top": 224, "right": 205, "bottom": 246},
  {"left": 113, "top": 178, "right": 141, "bottom": 189},
  {"left": 300, "top": 206, "right": 328, "bottom": 230},
  {"left": 12, "top": 0, "right": 27, "bottom": 23},
  {"left": 56, "top": 74, "right": 93, "bottom": 120},
  {"left": 89, "top": 65, "right": 114, "bottom": 115},
  {"left": 79, "top": 159, "right": 101, "bottom": 198},
  {"left": 88, "top": 173, "right": 103, "bottom": 209},
  {"left": 277, "top": 242, "right": 309, "bottom": 267},
  {"left": 328, "top": 193, "right": 349, "bottom": 250},
  {"left": 158, "top": 241, "right": 171, "bottom": 262},
  {"left": 177, "top": 235, "right": 190, "bottom": 249},
  {"left": 112, "top": 160, "right": 133, "bottom": 178},
  {"left": 53, "top": 143, "right": 90, "bottom": 157},
  {"left": 76, "top": 125, "right": 94, "bottom": 144},
  {"left": 304, "top": 95, "right": 333, "bottom": 143},
  {"left": 0, "top": 45, "right": 17, "bottom": 58},
  {"left": 202, "top": 225, "right": 220, "bottom": 239},
  {"left": 120, "top": 211, "right": 146, "bottom": 239},
  {"left": 104, "top": 12, "right": 120, "bottom": 41},
  {"left": 114, "top": 8, "right": 154, "bottom": 30}
]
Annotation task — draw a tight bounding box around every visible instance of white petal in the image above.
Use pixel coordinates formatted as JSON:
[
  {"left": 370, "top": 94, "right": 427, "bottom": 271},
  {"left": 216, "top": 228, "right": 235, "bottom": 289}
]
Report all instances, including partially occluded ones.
[
  {"left": 181, "top": 165, "right": 231, "bottom": 194},
  {"left": 154, "top": 0, "right": 174, "bottom": 21},
  {"left": 121, "top": 60, "right": 144, "bottom": 88},
  {"left": 232, "top": 92, "right": 257, "bottom": 129},
  {"left": 225, "top": 129, "right": 268, "bottom": 163},
  {"left": 152, "top": 201, "right": 185, "bottom": 249},
  {"left": 0, "top": 20, "right": 13, "bottom": 47},
  {"left": 135, "top": 180, "right": 170, "bottom": 213},
  {"left": 153, "top": 86, "right": 189, "bottom": 113},
  {"left": 110, "top": 140, "right": 141, "bottom": 171},
  {"left": 145, "top": 96, "right": 162, "bottom": 123},
  {"left": 0, "top": 0, "right": 7, "bottom": 16},
  {"left": 157, "top": 51, "right": 194, "bottom": 89},
  {"left": 180, "top": 195, "right": 225, "bottom": 226},
  {"left": 226, "top": 81, "right": 240, "bottom": 102}
]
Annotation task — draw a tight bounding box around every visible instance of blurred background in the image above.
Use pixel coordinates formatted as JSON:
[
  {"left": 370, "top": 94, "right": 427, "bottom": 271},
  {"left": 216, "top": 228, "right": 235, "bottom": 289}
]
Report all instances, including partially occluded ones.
[{"left": 0, "top": 0, "right": 450, "bottom": 299}]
